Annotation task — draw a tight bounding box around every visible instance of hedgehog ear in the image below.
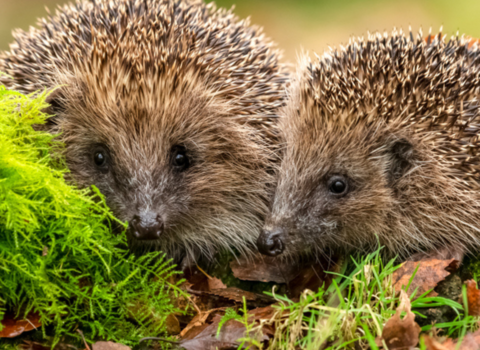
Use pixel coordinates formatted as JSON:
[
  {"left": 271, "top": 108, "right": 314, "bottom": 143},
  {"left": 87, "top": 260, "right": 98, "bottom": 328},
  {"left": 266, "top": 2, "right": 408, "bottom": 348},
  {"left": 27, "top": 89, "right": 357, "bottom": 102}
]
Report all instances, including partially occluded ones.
[
  {"left": 388, "top": 138, "right": 414, "bottom": 182},
  {"left": 42, "top": 91, "right": 66, "bottom": 129}
]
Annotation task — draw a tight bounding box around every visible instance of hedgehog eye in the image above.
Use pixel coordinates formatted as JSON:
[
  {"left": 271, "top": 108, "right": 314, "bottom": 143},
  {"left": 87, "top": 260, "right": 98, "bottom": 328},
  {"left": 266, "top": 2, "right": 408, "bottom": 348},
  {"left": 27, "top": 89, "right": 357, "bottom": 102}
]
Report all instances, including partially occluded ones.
[
  {"left": 171, "top": 145, "right": 190, "bottom": 171},
  {"left": 328, "top": 176, "right": 348, "bottom": 196},
  {"left": 94, "top": 152, "right": 107, "bottom": 167},
  {"left": 92, "top": 146, "right": 109, "bottom": 172}
]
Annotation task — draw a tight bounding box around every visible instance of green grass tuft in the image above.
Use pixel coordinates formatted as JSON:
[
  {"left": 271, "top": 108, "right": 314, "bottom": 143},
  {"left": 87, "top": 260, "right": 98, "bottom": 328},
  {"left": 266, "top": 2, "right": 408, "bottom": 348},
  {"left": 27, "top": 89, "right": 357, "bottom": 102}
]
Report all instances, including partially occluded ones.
[
  {"left": 229, "top": 248, "right": 478, "bottom": 349},
  {"left": 0, "top": 82, "right": 183, "bottom": 347}
]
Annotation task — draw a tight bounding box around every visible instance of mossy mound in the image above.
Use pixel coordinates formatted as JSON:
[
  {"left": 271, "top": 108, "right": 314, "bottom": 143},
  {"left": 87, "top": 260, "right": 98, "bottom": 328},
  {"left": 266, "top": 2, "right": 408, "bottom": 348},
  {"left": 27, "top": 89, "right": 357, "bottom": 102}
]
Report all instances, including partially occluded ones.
[{"left": 0, "top": 82, "right": 182, "bottom": 347}]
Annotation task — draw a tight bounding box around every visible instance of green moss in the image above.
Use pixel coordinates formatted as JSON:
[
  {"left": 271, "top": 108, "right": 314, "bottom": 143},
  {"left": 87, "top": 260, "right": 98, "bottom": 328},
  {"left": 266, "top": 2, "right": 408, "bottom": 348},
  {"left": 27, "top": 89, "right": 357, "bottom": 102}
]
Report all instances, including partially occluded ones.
[{"left": 0, "top": 82, "right": 183, "bottom": 347}]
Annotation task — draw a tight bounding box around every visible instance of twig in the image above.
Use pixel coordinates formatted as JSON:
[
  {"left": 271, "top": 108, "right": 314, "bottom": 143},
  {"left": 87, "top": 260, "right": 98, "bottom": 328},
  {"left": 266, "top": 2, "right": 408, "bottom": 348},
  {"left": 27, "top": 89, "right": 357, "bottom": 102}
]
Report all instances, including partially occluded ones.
[
  {"left": 196, "top": 264, "right": 213, "bottom": 280},
  {"left": 76, "top": 330, "right": 91, "bottom": 350}
]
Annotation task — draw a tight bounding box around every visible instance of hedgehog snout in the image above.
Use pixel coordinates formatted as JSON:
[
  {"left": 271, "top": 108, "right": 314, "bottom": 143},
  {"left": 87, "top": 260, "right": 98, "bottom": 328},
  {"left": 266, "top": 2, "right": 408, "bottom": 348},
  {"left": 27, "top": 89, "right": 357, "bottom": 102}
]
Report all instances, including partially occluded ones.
[
  {"left": 129, "top": 214, "right": 164, "bottom": 241},
  {"left": 257, "top": 228, "right": 285, "bottom": 257}
]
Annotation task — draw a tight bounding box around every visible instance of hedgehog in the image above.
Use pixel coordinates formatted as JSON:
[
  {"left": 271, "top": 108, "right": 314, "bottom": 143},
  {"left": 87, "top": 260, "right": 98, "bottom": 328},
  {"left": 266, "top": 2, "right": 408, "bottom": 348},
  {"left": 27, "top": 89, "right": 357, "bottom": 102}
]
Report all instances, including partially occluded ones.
[
  {"left": 257, "top": 30, "right": 480, "bottom": 262},
  {"left": 0, "top": 0, "right": 288, "bottom": 262}
]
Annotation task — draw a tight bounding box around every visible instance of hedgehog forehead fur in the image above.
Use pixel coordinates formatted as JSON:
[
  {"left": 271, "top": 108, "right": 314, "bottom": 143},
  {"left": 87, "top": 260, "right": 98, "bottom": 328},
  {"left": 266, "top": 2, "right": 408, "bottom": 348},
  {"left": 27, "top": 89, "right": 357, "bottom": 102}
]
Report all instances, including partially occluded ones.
[
  {"left": 0, "top": 0, "right": 288, "bottom": 261},
  {"left": 267, "top": 29, "right": 480, "bottom": 259}
]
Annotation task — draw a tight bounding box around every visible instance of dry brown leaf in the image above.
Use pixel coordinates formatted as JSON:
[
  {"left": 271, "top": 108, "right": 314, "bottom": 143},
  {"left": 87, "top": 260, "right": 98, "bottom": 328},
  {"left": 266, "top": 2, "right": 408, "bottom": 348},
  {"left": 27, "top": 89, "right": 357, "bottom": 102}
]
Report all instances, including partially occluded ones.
[
  {"left": 466, "top": 280, "right": 480, "bottom": 316},
  {"left": 287, "top": 261, "right": 341, "bottom": 298},
  {"left": 183, "top": 265, "right": 212, "bottom": 292},
  {"left": 0, "top": 312, "right": 41, "bottom": 338},
  {"left": 208, "top": 277, "right": 227, "bottom": 290},
  {"left": 423, "top": 332, "right": 480, "bottom": 350},
  {"left": 379, "top": 290, "right": 420, "bottom": 349},
  {"left": 20, "top": 341, "right": 78, "bottom": 350},
  {"left": 19, "top": 341, "right": 50, "bottom": 350},
  {"left": 230, "top": 253, "right": 299, "bottom": 283},
  {"left": 180, "top": 316, "right": 268, "bottom": 350},
  {"left": 392, "top": 258, "right": 458, "bottom": 297},
  {"left": 92, "top": 342, "right": 131, "bottom": 350},
  {"left": 179, "top": 307, "right": 227, "bottom": 338},
  {"left": 247, "top": 306, "right": 279, "bottom": 337},
  {"left": 423, "top": 335, "right": 454, "bottom": 350},
  {"left": 207, "top": 287, "right": 273, "bottom": 306},
  {"left": 179, "top": 319, "right": 244, "bottom": 350},
  {"left": 248, "top": 306, "right": 277, "bottom": 321},
  {"left": 230, "top": 253, "right": 342, "bottom": 298},
  {"left": 165, "top": 313, "right": 181, "bottom": 335}
]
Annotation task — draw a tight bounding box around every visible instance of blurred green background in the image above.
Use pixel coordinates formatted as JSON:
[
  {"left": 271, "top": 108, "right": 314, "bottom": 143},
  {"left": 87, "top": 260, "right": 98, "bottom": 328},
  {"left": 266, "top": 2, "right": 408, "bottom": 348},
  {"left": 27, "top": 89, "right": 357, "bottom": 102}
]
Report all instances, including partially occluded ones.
[{"left": 0, "top": 0, "right": 479, "bottom": 62}]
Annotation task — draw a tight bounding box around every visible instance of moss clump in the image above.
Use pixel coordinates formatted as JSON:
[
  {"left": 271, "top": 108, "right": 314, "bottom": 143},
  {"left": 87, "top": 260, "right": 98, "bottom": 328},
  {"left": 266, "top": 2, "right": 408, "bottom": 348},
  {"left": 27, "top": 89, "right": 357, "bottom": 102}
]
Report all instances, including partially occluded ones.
[{"left": 0, "top": 82, "right": 182, "bottom": 346}]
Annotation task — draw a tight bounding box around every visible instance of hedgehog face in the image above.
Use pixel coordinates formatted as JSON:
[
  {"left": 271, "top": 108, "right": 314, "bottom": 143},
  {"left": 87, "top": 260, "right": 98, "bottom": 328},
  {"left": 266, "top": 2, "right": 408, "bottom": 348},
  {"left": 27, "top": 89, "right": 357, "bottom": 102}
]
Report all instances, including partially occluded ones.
[
  {"left": 42, "top": 72, "right": 272, "bottom": 261},
  {"left": 258, "top": 119, "right": 407, "bottom": 257}
]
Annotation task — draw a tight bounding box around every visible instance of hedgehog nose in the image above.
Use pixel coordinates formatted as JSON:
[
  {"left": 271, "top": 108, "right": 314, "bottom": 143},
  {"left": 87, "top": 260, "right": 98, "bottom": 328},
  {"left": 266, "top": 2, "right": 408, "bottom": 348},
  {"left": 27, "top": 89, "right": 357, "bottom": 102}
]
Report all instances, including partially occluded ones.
[
  {"left": 257, "top": 228, "right": 285, "bottom": 257},
  {"left": 129, "top": 215, "right": 164, "bottom": 241}
]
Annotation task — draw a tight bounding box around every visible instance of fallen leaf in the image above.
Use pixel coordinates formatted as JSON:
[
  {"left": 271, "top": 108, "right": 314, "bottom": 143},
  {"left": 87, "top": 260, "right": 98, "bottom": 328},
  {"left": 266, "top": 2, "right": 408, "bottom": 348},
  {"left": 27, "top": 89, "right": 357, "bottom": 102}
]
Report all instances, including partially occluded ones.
[
  {"left": 92, "top": 342, "right": 131, "bottom": 350},
  {"left": 208, "top": 287, "right": 273, "bottom": 306},
  {"left": 248, "top": 306, "right": 277, "bottom": 321},
  {"left": 287, "top": 260, "right": 341, "bottom": 298},
  {"left": 392, "top": 258, "right": 458, "bottom": 297},
  {"left": 0, "top": 312, "right": 41, "bottom": 338},
  {"left": 408, "top": 246, "right": 464, "bottom": 265},
  {"left": 423, "top": 332, "right": 480, "bottom": 350},
  {"left": 180, "top": 323, "right": 211, "bottom": 341},
  {"left": 230, "top": 253, "right": 299, "bottom": 283},
  {"left": 180, "top": 308, "right": 227, "bottom": 338},
  {"left": 183, "top": 265, "right": 211, "bottom": 292},
  {"left": 208, "top": 277, "right": 227, "bottom": 290},
  {"left": 20, "top": 341, "right": 76, "bottom": 350},
  {"left": 166, "top": 313, "right": 181, "bottom": 335},
  {"left": 20, "top": 341, "right": 50, "bottom": 350},
  {"left": 247, "top": 306, "right": 279, "bottom": 337},
  {"left": 446, "top": 334, "right": 480, "bottom": 350},
  {"left": 180, "top": 316, "right": 267, "bottom": 350},
  {"left": 230, "top": 253, "right": 342, "bottom": 296},
  {"left": 466, "top": 280, "right": 480, "bottom": 316},
  {"left": 423, "top": 335, "right": 453, "bottom": 350},
  {"left": 378, "top": 290, "right": 420, "bottom": 349},
  {"left": 183, "top": 266, "right": 228, "bottom": 293}
]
